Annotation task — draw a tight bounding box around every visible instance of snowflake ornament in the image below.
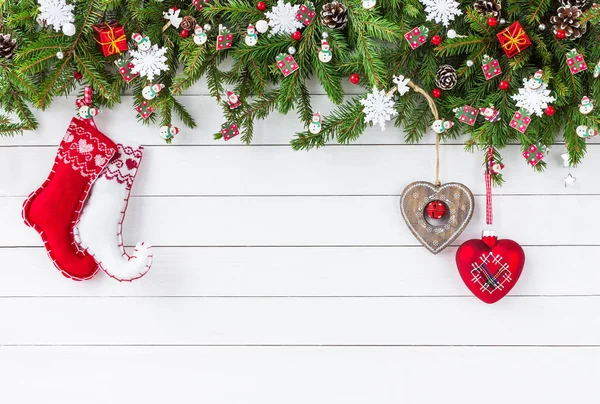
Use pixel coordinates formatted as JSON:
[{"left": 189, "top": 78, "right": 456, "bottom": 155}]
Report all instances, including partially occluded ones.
[
  {"left": 420, "top": 0, "right": 462, "bottom": 27},
  {"left": 392, "top": 75, "right": 411, "bottom": 96},
  {"left": 265, "top": 0, "right": 304, "bottom": 36},
  {"left": 130, "top": 44, "right": 169, "bottom": 82},
  {"left": 37, "top": 0, "right": 74, "bottom": 32},
  {"left": 361, "top": 87, "right": 397, "bottom": 131},
  {"left": 511, "top": 76, "right": 556, "bottom": 117}
]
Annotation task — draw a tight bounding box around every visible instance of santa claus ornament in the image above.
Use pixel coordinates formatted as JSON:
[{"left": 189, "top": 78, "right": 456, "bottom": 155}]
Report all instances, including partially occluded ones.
[
  {"left": 398, "top": 80, "right": 474, "bottom": 254},
  {"left": 455, "top": 148, "right": 525, "bottom": 304}
]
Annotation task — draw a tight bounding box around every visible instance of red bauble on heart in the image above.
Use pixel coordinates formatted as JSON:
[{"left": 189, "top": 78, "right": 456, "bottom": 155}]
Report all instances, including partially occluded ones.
[{"left": 455, "top": 230, "right": 525, "bottom": 304}]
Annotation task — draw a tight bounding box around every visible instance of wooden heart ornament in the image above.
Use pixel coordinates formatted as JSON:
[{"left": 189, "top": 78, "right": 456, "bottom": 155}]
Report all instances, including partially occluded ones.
[
  {"left": 400, "top": 181, "right": 474, "bottom": 254},
  {"left": 456, "top": 231, "right": 525, "bottom": 304}
]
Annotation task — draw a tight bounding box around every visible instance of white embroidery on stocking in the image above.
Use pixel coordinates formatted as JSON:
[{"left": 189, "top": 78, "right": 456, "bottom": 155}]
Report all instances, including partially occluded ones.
[
  {"left": 57, "top": 121, "right": 115, "bottom": 177},
  {"left": 101, "top": 144, "right": 143, "bottom": 189}
]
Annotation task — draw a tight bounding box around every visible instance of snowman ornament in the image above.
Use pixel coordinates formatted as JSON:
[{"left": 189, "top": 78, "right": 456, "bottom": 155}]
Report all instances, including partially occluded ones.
[
  {"left": 193, "top": 25, "right": 207, "bottom": 45},
  {"left": 78, "top": 105, "right": 99, "bottom": 120},
  {"left": 577, "top": 125, "right": 599, "bottom": 139},
  {"left": 160, "top": 125, "right": 180, "bottom": 141},
  {"left": 131, "top": 33, "right": 152, "bottom": 51},
  {"left": 362, "top": 0, "right": 376, "bottom": 9},
  {"left": 163, "top": 7, "right": 183, "bottom": 29},
  {"left": 525, "top": 69, "right": 543, "bottom": 90},
  {"left": 142, "top": 83, "right": 165, "bottom": 100},
  {"left": 318, "top": 39, "right": 332, "bottom": 63},
  {"left": 579, "top": 96, "right": 594, "bottom": 115},
  {"left": 431, "top": 119, "right": 454, "bottom": 134},
  {"left": 245, "top": 24, "right": 258, "bottom": 46},
  {"left": 309, "top": 112, "right": 322, "bottom": 134}
]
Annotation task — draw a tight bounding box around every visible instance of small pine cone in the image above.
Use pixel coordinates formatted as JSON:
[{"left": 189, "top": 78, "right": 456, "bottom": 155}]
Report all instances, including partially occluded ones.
[
  {"left": 180, "top": 15, "right": 196, "bottom": 32},
  {"left": 0, "top": 33, "right": 17, "bottom": 59},
  {"left": 321, "top": 2, "right": 348, "bottom": 30},
  {"left": 551, "top": 6, "right": 586, "bottom": 39},
  {"left": 435, "top": 65, "right": 458, "bottom": 90},
  {"left": 473, "top": 0, "right": 502, "bottom": 18},
  {"left": 560, "top": 0, "right": 588, "bottom": 9}
]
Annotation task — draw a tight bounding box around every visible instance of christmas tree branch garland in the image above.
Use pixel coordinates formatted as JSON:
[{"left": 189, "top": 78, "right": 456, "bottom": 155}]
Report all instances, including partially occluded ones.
[{"left": 2, "top": 1, "right": 600, "bottom": 181}]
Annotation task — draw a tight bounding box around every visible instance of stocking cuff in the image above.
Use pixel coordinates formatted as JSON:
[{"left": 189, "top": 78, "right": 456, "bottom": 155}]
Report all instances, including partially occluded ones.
[
  {"left": 57, "top": 118, "right": 117, "bottom": 178},
  {"left": 101, "top": 143, "right": 144, "bottom": 190}
]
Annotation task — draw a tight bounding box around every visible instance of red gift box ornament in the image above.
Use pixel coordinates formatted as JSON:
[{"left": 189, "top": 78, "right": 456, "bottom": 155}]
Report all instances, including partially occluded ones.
[
  {"left": 566, "top": 48, "right": 587, "bottom": 74},
  {"left": 221, "top": 122, "right": 239, "bottom": 141},
  {"left": 481, "top": 55, "right": 501, "bottom": 80},
  {"left": 93, "top": 21, "right": 128, "bottom": 57},
  {"left": 522, "top": 143, "right": 546, "bottom": 166},
  {"left": 404, "top": 25, "right": 429, "bottom": 50},
  {"left": 496, "top": 21, "right": 531, "bottom": 58}
]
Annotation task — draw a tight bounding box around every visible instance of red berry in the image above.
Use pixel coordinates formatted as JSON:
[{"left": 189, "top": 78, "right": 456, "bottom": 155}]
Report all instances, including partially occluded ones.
[
  {"left": 431, "top": 35, "right": 441, "bottom": 45},
  {"left": 180, "top": 29, "right": 190, "bottom": 38},
  {"left": 487, "top": 17, "right": 497, "bottom": 27},
  {"left": 349, "top": 73, "right": 360, "bottom": 84},
  {"left": 499, "top": 80, "right": 509, "bottom": 90},
  {"left": 256, "top": 1, "right": 266, "bottom": 11},
  {"left": 73, "top": 71, "right": 83, "bottom": 80},
  {"left": 292, "top": 30, "right": 302, "bottom": 41},
  {"left": 426, "top": 201, "right": 447, "bottom": 219},
  {"left": 555, "top": 29, "right": 566, "bottom": 39},
  {"left": 432, "top": 88, "right": 442, "bottom": 98},
  {"left": 545, "top": 105, "right": 556, "bottom": 116}
]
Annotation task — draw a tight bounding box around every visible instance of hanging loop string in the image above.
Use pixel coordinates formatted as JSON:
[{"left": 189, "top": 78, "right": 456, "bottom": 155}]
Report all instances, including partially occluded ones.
[
  {"left": 485, "top": 147, "right": 494, "bottom": 226},
  {"left": 388, "top": 81, "right": 441, "bottom": 186}
]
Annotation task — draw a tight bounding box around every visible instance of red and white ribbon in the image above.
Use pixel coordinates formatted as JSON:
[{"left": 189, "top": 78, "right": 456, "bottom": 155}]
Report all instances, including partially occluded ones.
[
  {"left": 485, "top": 147, "right": 494, "bottom": 226},
  {"left": 75, "top": 86, "right": 93, "bottom": 109}
]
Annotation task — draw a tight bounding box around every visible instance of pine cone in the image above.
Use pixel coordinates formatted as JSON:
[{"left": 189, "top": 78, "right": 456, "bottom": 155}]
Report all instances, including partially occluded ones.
[
  {"left": 560, "top": 0, "right": 588, "bottom": 9},
  {"left": 435, "top": 65, "right": 458, "bottom": 90},
  {"left": 473, "top": 0, "right": 502, "bottom": 18},
  {"left": 180, "top": 15, "right": 196, "bottom": 32},
  {"left": 0, "top": 33, "right": 17, "bottom": 59},
  {"left": 551, "top": 6, "right": 586, "bottom": 39},
  {"left": 321, "top": 2, "right": 348, "bottom": 30}
]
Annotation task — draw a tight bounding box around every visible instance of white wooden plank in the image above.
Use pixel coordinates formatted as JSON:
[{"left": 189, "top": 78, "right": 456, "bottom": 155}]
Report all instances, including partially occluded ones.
[
  {"left": 0, "top": 297, "right": 598, "bottom": 345},
  {"left": 3, "top": 144, "right": 597, "bottom": 197},
  {"left": 3, "top": 96, "right": 596, "bottom": 146},
  {"left": 0, "top": 346, "right": 597, "bottom": 404},
  {"left": 3, "top": 195, "right": 598, "bottom": 247},
  {"left": 0, "top": 246, "right": 597, "bottom": 297}
]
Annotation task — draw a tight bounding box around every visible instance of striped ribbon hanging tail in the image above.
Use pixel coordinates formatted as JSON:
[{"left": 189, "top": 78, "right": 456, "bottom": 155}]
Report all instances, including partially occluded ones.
[{"left": 485, "top": 147, "right": 494, "bottom": 226}]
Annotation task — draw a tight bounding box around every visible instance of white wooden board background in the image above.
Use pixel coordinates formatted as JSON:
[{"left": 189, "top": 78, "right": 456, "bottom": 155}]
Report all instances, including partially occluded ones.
[{"left": 1, "top": 80, "right": 599, "bottom": 403}]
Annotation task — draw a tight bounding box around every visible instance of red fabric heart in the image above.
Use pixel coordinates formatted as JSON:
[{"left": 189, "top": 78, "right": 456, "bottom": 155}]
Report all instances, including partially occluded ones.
[
  {"left": 125, "top": 158, "right": 138, "bottom": 170},
  {"left": 455, "top": 235, "right": 525, "bottom": 304}
]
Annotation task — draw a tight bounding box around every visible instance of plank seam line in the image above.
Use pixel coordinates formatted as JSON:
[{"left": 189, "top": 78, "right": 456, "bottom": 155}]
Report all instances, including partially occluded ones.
[
  {"left": 0, "top": 295, "right": 598, "bottom": 299},
  {"left": 2, "top": 244, "right": 600, "bottom": 249},
  {"left": 1, "top": 344, "right": 598, "bottom": 348}
]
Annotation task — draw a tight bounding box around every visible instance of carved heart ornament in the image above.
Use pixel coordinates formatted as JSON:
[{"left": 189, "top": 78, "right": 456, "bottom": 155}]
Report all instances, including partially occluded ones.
[
  {"left": 455, "top": 231, "right": 525, "bottom": 304},
  {"left": 400, "top": 181, "right": 475, "bottom": 254}
]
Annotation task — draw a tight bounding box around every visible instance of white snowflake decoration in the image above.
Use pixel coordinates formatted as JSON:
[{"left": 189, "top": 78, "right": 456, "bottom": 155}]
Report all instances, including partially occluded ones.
[
  {"left": 361, "top": 87, "right": 397, "bottom": 131},
  {"left": 393, "top": 75, "right": 411, "bottom": 96},
  {"left": 511, "top": 78, "right": 556, "bottom": 117},
  {"left": 420, "top": 0, "right": 462, "bottom": 28},
  {"left": 265, "top": 0, "right": 303, "bottom": 36},
  {"left": 38, "top": 0, "right": 74, "bottom": 32},
  {"left": 130, "top": 44, "right": 169, "bottom": 82}
]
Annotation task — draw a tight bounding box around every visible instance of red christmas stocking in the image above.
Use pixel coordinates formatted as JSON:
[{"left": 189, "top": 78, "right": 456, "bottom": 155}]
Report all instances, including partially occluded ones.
[{"left": 22, "top": 117, "right": 117, "bottom": 280}]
